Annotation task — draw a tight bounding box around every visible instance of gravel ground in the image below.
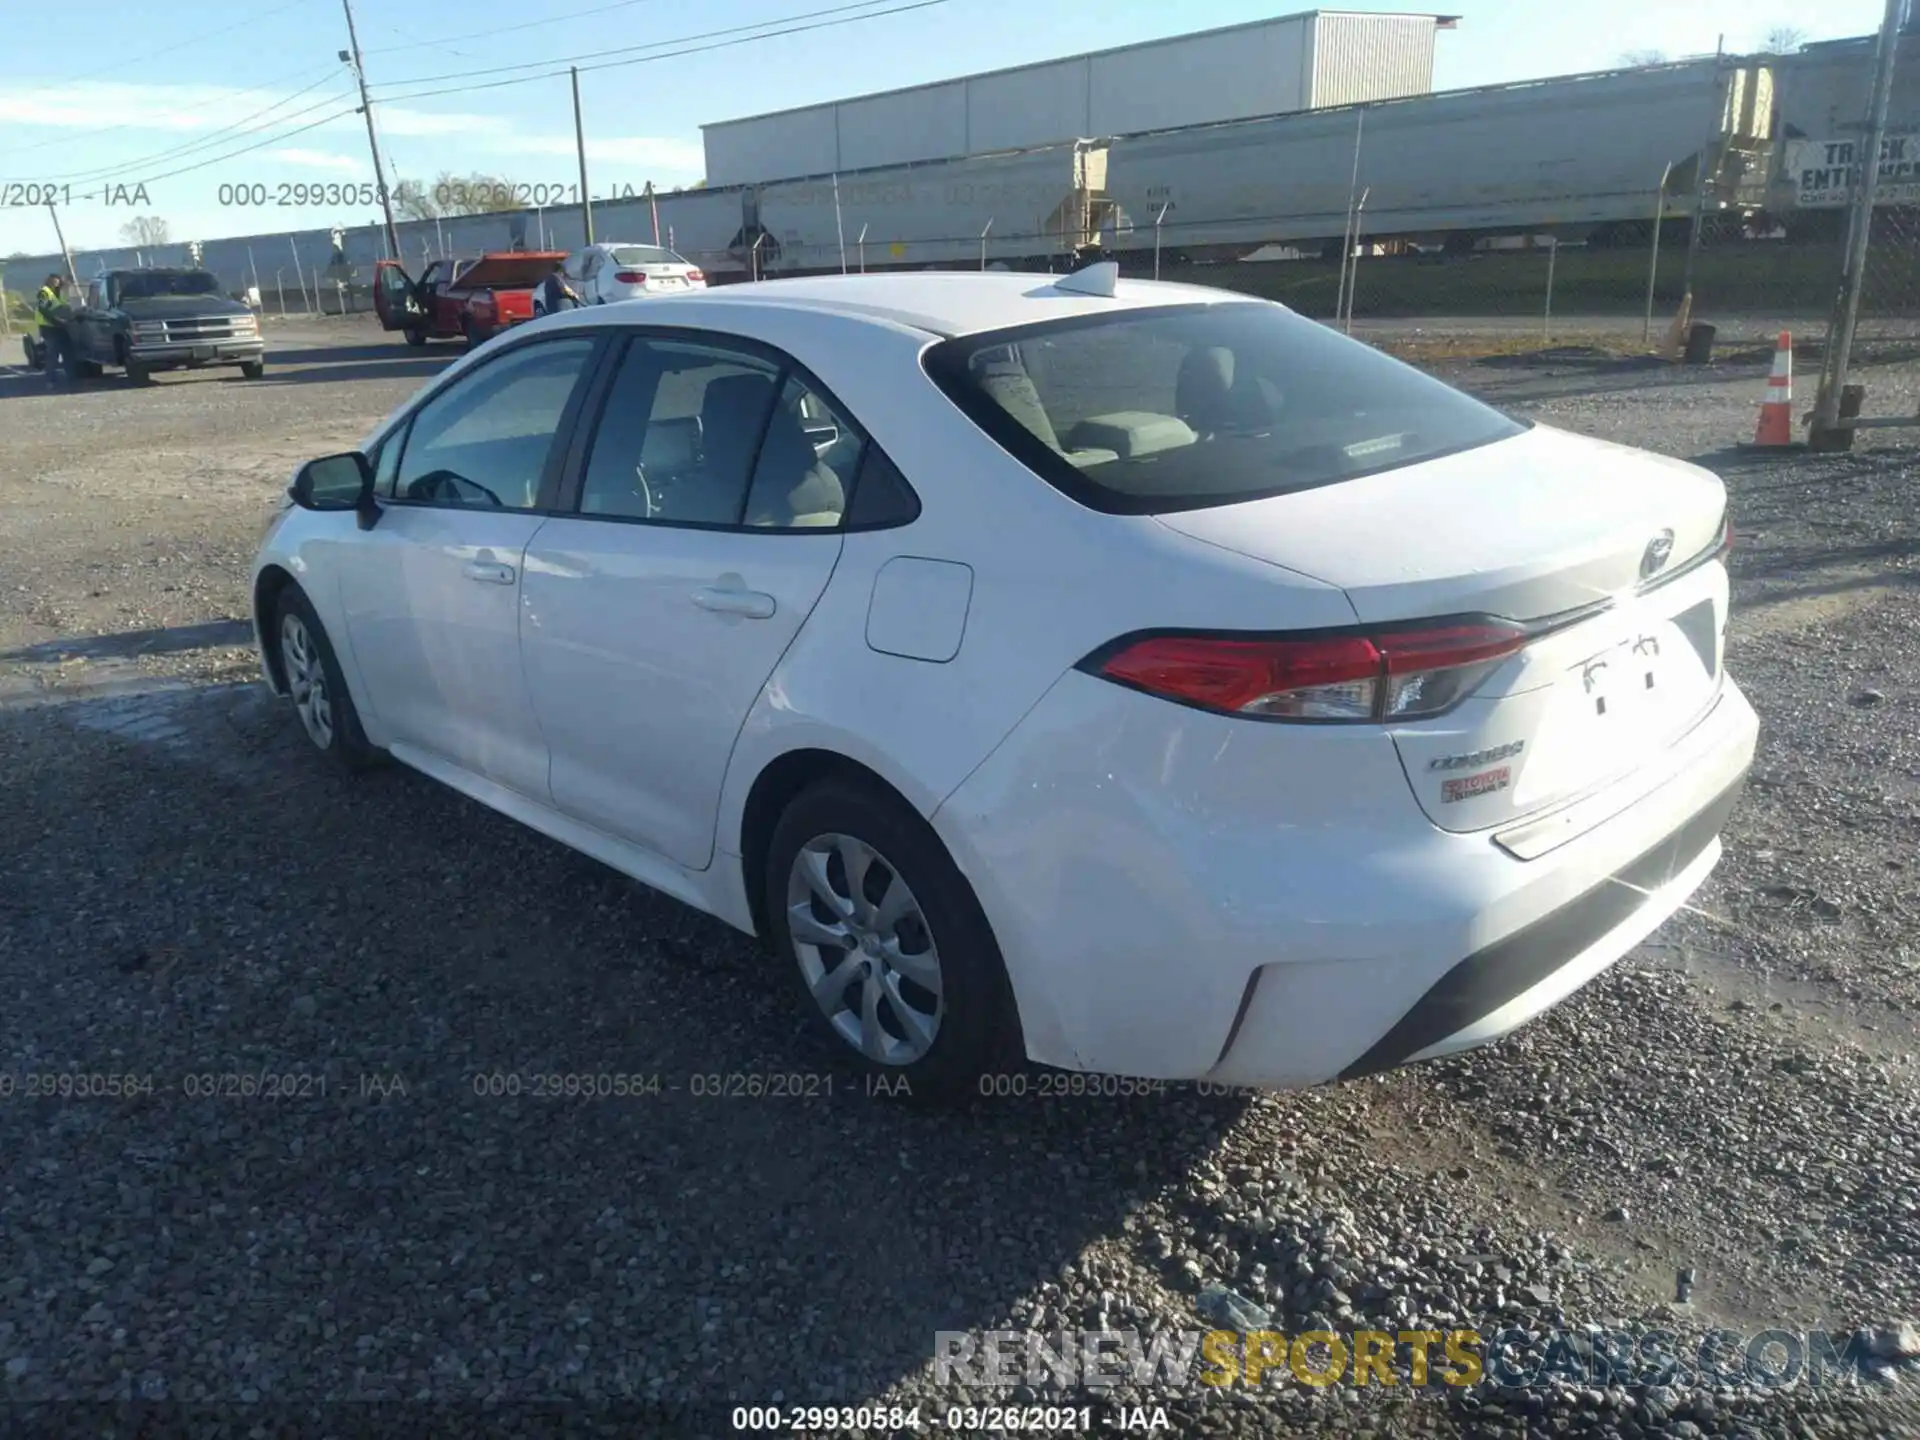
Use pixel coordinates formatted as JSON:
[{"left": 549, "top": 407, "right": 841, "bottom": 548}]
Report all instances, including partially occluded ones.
[{"left": 1, "top": 315, "right": 1918, "bottom": 1439}]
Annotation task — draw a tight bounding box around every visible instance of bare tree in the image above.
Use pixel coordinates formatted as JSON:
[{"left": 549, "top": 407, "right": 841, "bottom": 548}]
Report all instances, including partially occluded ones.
[
  {"left": 390, "top": 179, "right": 440, "bottom": 222},
  {"left": 1619, "top": 48, "right": 1669, "bottom": 67},
  {"left": 1763, "top": 25, "right": 1807, "bottom": 53},
  {"left": 118, "top": 216, "right": 171, "bottom": 247}
]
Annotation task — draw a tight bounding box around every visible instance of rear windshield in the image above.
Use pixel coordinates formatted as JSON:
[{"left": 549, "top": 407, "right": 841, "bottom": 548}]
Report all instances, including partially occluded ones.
[
  {"left": 922, "top": 301, "right": 1526, "bottom": 514},
  {"left": 610, "top": 246, "right": 681, "bottom": 266},
  {"left": 116, "top": 270, "right": 220, "bottom": 300}
]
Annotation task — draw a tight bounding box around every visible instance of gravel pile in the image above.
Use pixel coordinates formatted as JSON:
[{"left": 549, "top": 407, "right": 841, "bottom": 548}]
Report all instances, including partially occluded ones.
[{"left": 1, "top": 320, "right": 1917, "bottom": 1438}]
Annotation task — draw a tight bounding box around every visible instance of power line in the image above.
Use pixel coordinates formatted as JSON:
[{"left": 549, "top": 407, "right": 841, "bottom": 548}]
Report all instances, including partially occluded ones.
[
  {"left": 84, "top": 106, "right": 364, "bottom": 192},
  {"left": 363, "top": 0, "right": 669, "bottom": 55},
  {"left": 375, "top": 0, "right": 949, "bottom": 103},
  {"left": 5, "top": 0, "right": 949, "bottom": 202},
  {"left": 4, "top": 62, "right": 338, "bottom": 158},
  {"left": 49, "top": 0, "right": 315, "bottom": 86},
  {"left": 377, "top": 0, "right": 924, "bottom": 90},
  {"left": 11, "top": 74, "right": 356, "bottom": 187}
]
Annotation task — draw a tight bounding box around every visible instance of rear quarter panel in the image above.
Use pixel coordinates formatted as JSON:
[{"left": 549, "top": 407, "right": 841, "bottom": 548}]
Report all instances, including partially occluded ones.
[{"left": 708, "top": 305, "right": 1360, "bottom": 865}]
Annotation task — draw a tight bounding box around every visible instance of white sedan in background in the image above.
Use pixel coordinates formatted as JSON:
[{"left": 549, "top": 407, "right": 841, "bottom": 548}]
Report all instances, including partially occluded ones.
[
  {"left": 251, "top": 266, "right": 1756, "bottom": 1102},
  {"left": 536, "top": 242, "right": 706, "bottom": 312}
]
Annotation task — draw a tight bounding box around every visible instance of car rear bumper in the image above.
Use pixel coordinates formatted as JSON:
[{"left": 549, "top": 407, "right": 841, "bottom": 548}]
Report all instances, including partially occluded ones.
[{"left": 931, "top": 669, "right": 1758, "bottom": 1088}]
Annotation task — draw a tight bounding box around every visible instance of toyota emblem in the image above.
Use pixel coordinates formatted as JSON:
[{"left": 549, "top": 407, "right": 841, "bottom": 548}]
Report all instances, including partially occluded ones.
[{"left": 1640, "top": 529, "right": 1675, "bottom": 580}]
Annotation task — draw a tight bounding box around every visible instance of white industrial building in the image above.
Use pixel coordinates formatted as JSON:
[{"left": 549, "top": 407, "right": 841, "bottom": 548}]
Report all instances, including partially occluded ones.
[{"left": 701, "top": 10, "right": 1458, "bottom": 186}]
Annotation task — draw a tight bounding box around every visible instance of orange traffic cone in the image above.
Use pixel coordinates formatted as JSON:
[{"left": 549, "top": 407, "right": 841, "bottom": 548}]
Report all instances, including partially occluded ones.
[{"left": 1752, "top": 331, "right": 1794, "bottom": 446}]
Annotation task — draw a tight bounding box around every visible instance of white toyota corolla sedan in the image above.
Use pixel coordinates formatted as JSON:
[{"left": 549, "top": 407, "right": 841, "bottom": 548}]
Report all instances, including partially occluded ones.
[{"left": 252, "top": 265, "right": 1757, "bottom": 1101}]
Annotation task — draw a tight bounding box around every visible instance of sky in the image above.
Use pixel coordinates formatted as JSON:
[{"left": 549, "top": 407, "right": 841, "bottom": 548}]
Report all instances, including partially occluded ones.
[{"left": 0, "top": 0, "right": 1892, "bottom": 257}]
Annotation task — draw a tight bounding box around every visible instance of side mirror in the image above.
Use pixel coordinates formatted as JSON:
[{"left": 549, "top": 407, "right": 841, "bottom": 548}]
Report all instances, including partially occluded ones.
[{"left": 289, "top": 452, "right": 379, "bottom": 529}]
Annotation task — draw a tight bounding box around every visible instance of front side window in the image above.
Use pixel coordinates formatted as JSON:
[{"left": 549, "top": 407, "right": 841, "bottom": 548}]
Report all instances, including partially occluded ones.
[
  {"left": 370, "top": 426, "right": 406, "bottom": 499},
  {"left": 923, "top": 302, "right": 1527, "bottom": 515},
  {"left": 394, "top": 338, "right": 596, "bottom": 510}
]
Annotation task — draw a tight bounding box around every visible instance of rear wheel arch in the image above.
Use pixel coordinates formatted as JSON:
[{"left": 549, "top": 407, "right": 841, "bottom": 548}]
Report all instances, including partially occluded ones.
[{"left": 738, "top": 749, "right": 924, "bottom": 940}]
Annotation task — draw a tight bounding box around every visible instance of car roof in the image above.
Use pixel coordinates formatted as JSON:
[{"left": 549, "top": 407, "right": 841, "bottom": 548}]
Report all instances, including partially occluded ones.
[{"left": 584, "top": 271, "right": 1253, "bottom": 339}]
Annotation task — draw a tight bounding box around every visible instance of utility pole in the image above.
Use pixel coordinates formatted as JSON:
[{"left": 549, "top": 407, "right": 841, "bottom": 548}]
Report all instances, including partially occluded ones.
[
  {"left": 572, "top": 67, "right": 594, "bottom": 246},
  {"left": 339, "top": 0, "right": 401, "bottom": 262},
  {"left": 1813, "top": 0, "right": 1906, "bottom": 435},
  {"left": 47, "top": 202, "right": 81, "bottom": 290}
]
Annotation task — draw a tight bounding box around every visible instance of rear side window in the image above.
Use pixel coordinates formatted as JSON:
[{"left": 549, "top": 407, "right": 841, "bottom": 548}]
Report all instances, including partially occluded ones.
[{"left": 923, "top": 302, "right": 1526, "bottom": 515}]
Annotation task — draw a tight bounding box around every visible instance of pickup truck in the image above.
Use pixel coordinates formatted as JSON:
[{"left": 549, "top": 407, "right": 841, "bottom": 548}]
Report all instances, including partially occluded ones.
[
  {"left": 373, "top": 251, "right": 567, "bottom": 349},
  {"left": 30, "top": 268, "right": 265, "bottom": 383}
]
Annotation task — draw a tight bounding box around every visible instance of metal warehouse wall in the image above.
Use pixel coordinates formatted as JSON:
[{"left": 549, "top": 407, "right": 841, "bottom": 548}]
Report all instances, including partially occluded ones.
[
  {"left": 1311, "top": 12, "right": 1442, "bottom": 107},
  {"left": 701, "top": 10, "right": 1441, "bottom": 185}
]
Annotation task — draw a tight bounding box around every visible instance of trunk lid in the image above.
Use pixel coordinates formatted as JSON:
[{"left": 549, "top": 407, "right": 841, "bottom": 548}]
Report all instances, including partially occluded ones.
[
  {"left": 453, "top": 252, "right": 568, "bottom": 292},
  {"left": 1154, "top": 424, "right": 1730, "bottom": 833}
]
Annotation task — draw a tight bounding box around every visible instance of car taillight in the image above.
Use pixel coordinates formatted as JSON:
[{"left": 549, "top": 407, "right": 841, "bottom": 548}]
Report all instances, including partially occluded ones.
[
  {"left": 686, "top": 269, "right": 704, "bottom": 283},
  {"left": 1086, "top": 622, "right": 1530, "bottom": 723},
  {"left": 614, "top": 271, "right": 647, "bottom": 284}
]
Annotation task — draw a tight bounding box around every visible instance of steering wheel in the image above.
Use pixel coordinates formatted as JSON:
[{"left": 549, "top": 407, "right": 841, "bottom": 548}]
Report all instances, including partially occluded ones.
[{"left": 408, "top": 469, "right": 505, "bottom": 508}]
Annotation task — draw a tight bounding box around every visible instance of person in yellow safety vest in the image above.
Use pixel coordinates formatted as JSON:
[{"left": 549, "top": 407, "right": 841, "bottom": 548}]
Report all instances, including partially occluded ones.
[{"left": 35, "top": 274, "right": 72, "bottom": 388}]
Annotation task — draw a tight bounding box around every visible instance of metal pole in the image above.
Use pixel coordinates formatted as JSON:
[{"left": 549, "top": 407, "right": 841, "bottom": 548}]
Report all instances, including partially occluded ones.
[
  {"left": 571, "top": 66, "right": 594, "bottom": 246},
  {"left": 47, "top": 203, "right": 81, "bottom": 291},
  {"left": 435, "top": 216, "right": 445, "bottom": 259},
  {"left": 1345, "top": 187, "right": 1370, "bottom": 333},
  {"left": 1335, "top": 110, "right": 1365, "bottom": 324},
  {"left": 290, "top": 240, "right": 314, "bottom": 314},
  {"left": 536, "top": 207, "right": 546, "bottom": 251},
  {"left": 248, "top": 245, "right": 261, "bottom": 306},
  {"left": 1642, "top": 162, "right": 1673, "bottom": 346},
  {"left": 277, "top": 270, "right": 287, "bottom": 316},
  {"left": 1544, "top": 234, "right": 1558, "bottom": 345},
  {"left": 1153, "top": 200, "right": 1170, "bottom": 280},
  {"left": 1815, "top": 0, "right": 1905, "bottom": 432},
  {"left": 833, "top": 174, "right": 847, "bottom": 274},
  {"left": 649, "top": 183, "right": 661, "bottom": 246},
  {"left": 980, "top": 217, "right": 993, "bottom": 270},
  {"left": 339, "top": 0, "right": 402, "bottom": 262},
  {"left": 1679, "top": 40, "right": 1730, "bottom": 304},
  {"left": 857, "top": 223, "right": 867, "bottom": 274},
  {"left": 750, "top": 232, "right": 764, "bottom": 283}
]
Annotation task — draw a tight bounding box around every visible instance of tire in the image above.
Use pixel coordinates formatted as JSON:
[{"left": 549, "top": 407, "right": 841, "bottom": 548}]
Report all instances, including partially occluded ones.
[
  {"left": 273, "top": 586, "right": 379, "bottom": 771},
  {"left": 461, "top": 318, "right": 482, "bottom": 351},
  {"left": 62, "top": 344, "right": 83, "bottom": 383},
  {"left": 764, "top": 777, "right": 1022, "bottom": 1105},
  {"left": 240, "top": 360, "right": 265, "bottom": 380},
  {"left": 124, "top": 361, "right": 151, "bottom": 385},
  {"left": 77, "top": 360, "right": 103, "bottom": 378},
  {"left": 403, "top": 327, "right": 426, "bottom": 348}
]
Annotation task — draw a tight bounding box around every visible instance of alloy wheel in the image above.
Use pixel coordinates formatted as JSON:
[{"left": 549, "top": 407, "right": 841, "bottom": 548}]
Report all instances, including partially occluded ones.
[
  {"left": 281, "top": 612, "right": 335, "bottom": 749},
  {"left": 786, "top": 833, "right": 944, "bottom": 1065}
]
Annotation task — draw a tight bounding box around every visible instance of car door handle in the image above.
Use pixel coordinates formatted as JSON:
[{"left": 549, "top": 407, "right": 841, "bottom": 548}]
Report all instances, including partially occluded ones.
[
  {"left": 462, "top": 560, "right": 516, "bottom": 585},
  {"left": 692, "top": 586, "right": 776, "bottom": 619}
]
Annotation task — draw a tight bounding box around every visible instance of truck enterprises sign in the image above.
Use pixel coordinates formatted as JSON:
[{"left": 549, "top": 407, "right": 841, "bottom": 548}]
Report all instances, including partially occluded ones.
[{"left": 1786, "top": 133, "right": 1920, "bottom": 207}]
